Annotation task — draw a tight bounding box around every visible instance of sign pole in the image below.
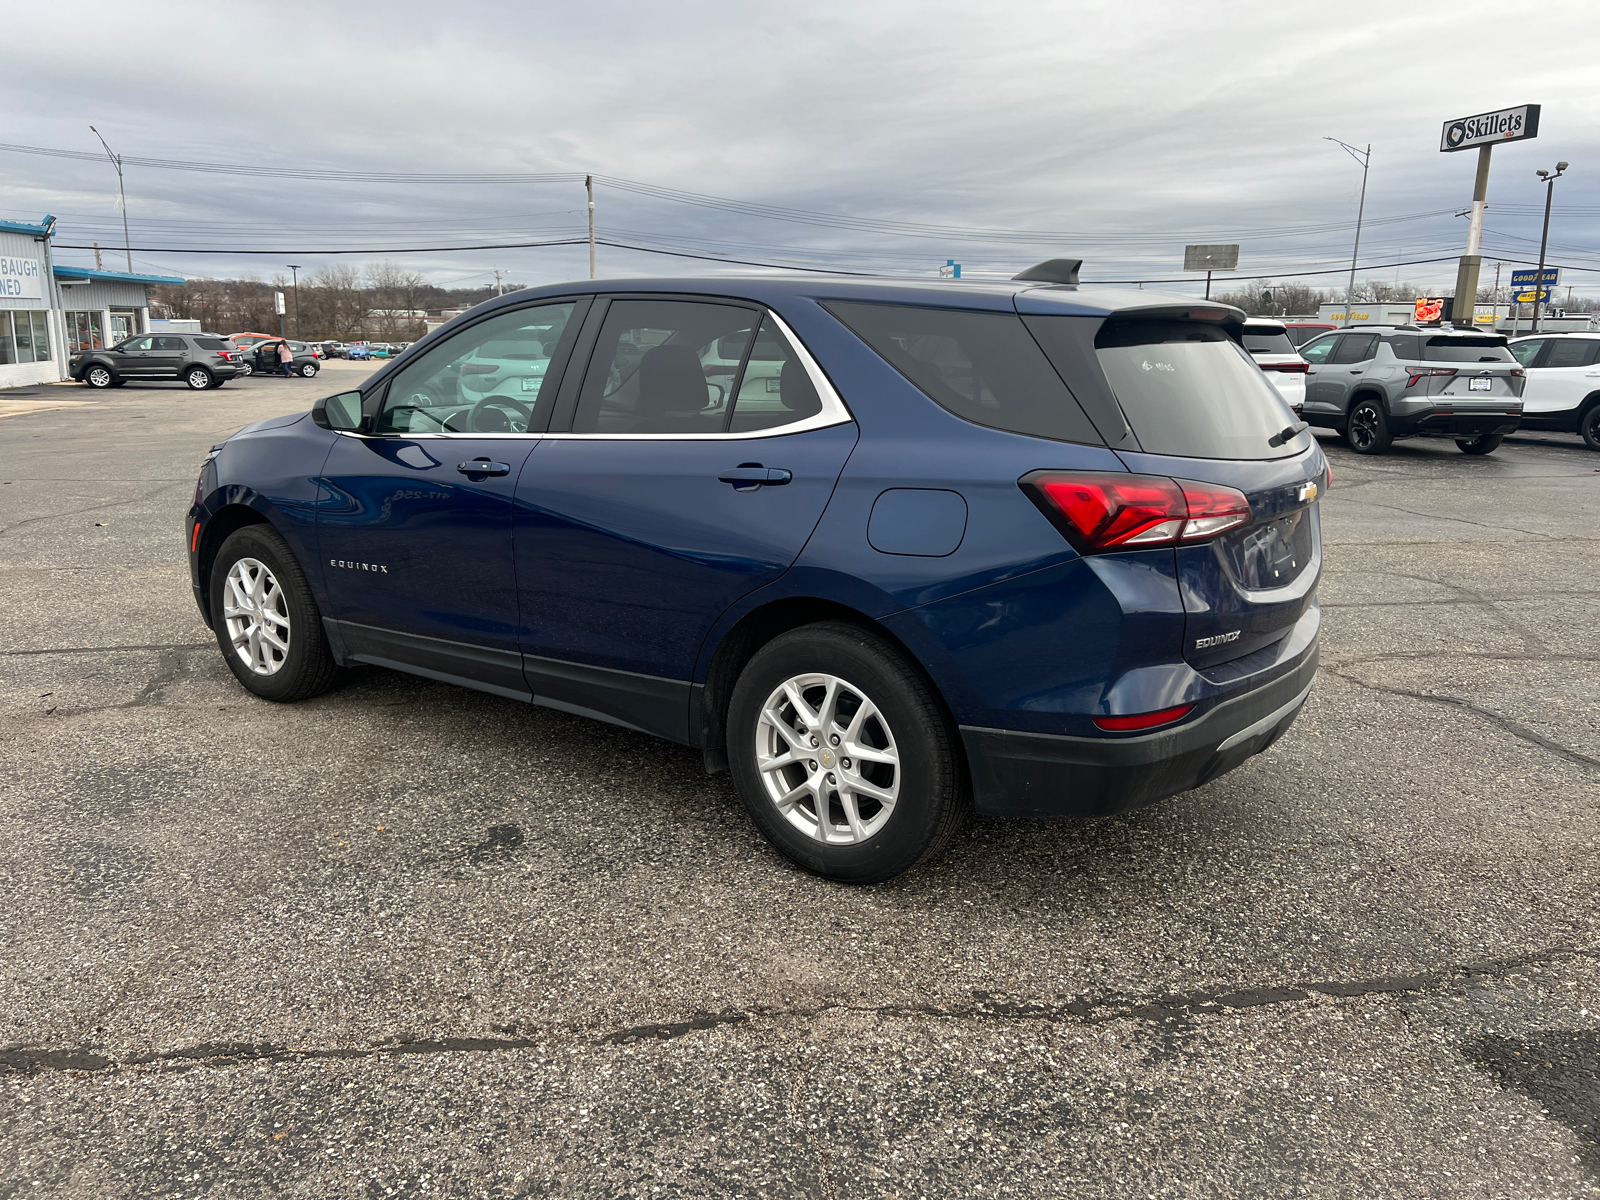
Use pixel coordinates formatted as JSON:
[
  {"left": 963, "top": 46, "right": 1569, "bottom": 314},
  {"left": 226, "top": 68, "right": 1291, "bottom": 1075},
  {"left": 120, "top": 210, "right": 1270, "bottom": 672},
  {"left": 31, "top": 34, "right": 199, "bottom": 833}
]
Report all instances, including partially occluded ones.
[
  {"left": 1451, "top": 145, "right": 1492, "bottom": 328},
  {"left": 1205, "top": 270, "right": 1211, "bottom": 300}
]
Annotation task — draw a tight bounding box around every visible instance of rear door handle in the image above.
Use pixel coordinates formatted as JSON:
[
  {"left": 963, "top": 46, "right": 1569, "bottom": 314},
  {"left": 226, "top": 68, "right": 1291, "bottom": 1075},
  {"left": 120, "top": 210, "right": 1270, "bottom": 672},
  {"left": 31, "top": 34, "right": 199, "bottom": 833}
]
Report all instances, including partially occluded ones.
[
  {"left": 457, "top": 459, "right": 510, "bottom": 476},
  {"left": 718, "top": 465, "right": 792, "bottom": 488}
]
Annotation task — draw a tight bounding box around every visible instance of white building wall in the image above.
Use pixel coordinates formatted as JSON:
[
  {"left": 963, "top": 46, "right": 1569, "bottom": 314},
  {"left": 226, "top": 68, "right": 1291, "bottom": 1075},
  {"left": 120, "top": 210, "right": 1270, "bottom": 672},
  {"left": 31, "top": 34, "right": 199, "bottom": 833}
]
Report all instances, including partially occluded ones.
[{"left": 0, "top": 228, "right": 56, "bottom": 389}]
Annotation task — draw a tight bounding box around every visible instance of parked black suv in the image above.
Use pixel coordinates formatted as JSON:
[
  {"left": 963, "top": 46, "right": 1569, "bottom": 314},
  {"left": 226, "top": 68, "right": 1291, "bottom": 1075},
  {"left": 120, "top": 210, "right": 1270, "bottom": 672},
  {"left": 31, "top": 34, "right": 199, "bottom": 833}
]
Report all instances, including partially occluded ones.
[{"left": 71, "top": 334, "right": 244, "bottom": 391}]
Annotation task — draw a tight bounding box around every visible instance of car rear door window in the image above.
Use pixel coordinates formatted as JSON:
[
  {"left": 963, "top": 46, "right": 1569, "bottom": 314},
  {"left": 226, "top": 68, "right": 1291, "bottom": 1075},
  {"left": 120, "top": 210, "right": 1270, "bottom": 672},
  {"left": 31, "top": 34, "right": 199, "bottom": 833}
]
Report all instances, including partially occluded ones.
[
  {"left": 824, "top": 302, "right": 1103, "bottom": 445},
  {"left": 1544, "top": 338, "right": 1597, "bottom": 368},
  {"left": 154, "top": 337, "right": 186, "bottom": 351},
  {"left": 727, "top": 315, "right": 823, "bottom": 433},
  {"left": 1422, "top": 336, "right": 1514, "bottom": 363},
  {"left": 1330, "top": 333, "right": 1377, "bottom": 364},
  {"left": 377, "top": 301, "right": 578, "bottom": 434},
  {"left": 1091, "top": 319, "right": 1308, "bottom": 460},
  {"left": 571, "top": 300, "right": 757, "bottom": 434}
]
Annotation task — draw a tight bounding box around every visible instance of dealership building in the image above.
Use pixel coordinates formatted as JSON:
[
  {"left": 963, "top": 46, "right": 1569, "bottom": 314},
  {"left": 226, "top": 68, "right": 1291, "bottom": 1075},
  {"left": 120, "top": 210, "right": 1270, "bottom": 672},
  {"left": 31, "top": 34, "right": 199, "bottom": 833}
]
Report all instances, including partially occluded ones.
[{"left": 0, "top": 214, "right": 183, "bottom": 389}]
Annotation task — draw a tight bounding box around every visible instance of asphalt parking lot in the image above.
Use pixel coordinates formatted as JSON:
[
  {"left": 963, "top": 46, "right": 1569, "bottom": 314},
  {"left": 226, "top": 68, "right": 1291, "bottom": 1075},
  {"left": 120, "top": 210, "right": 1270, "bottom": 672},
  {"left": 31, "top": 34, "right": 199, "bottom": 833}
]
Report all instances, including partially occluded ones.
[{"left": 2, "top": 368, "right": 1598, "bottom": 1198}]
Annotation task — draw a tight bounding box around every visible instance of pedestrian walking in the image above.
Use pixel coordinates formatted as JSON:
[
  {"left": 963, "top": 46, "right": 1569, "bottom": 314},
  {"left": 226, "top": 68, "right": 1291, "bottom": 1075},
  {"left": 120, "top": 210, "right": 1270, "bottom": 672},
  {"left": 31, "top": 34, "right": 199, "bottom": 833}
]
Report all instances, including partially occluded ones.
[{"left": 277, "top": 340, "right": 294, "bottom": 377}]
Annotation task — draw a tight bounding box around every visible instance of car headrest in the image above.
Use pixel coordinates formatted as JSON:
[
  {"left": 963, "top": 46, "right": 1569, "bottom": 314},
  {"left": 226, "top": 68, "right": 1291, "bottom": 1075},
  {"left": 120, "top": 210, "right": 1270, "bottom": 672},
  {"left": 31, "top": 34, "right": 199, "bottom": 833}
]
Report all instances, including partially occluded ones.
[{"left": 638, "top": 344, "right": 708, "bottom": 416}]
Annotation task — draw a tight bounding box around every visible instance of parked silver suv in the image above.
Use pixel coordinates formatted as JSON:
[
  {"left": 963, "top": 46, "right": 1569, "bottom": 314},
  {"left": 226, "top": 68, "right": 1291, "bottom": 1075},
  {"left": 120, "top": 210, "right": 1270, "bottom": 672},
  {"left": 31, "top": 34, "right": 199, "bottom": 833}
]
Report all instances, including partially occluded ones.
[{"left": 1298, "top": 326, "right": 1524, "bottom": 455}]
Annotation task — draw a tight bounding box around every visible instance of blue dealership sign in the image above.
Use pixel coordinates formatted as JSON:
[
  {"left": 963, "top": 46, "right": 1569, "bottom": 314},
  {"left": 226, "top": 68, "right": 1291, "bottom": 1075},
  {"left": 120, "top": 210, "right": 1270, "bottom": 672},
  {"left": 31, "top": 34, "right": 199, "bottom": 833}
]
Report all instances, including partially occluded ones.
[{"left": 1510, "top": 267, "right": 1560, "bottom": 287}]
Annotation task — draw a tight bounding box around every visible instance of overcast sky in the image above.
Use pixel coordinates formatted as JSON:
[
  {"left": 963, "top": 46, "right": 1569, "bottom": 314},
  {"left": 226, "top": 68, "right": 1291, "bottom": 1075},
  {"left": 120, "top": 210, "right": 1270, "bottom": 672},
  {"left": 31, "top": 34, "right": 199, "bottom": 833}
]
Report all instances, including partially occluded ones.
[{"left": 4, "top": 0, "right": 1598, "bottom": 302}]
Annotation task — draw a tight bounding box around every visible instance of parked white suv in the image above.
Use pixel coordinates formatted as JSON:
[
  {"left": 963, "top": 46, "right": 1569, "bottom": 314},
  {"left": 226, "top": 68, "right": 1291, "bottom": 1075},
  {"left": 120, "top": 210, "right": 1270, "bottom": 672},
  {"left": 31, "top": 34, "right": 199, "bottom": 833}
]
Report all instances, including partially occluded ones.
[
  {"left": 1508, "top": 333, "right": 1600, "bottom": 450},
  {"left": 1242, "top": 319, "right": 1308, "bottom": 413}
]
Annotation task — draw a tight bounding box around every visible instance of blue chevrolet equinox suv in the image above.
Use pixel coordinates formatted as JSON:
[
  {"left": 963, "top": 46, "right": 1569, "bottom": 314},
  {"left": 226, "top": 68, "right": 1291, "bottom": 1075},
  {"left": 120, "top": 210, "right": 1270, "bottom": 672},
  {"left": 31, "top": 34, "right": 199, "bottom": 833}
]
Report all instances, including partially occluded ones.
[{"left": 188, "top": 261, "right": 1326, "bottom": 882}]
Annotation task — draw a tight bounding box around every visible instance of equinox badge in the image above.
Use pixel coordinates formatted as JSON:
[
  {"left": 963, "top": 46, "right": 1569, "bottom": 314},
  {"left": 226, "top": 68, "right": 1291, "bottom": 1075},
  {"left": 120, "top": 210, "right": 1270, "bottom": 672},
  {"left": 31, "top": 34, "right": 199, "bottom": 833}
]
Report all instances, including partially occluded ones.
[{"left": 1195, "top": 630, "right": 1242, "bottom": 650}]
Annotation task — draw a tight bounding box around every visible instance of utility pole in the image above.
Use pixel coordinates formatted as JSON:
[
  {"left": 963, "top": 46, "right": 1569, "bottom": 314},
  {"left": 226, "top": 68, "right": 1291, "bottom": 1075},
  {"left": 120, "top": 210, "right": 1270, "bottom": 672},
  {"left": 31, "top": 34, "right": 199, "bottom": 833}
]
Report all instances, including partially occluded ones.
[
  {"left": 1492, "top": 261, "right": 1502, "bottom": 330},
  {"left": 93, "top": 242, "right": 102, "bottom": 270},
  {"left": 1531, "top": 161, "right": 1568, "bottom": 332},
  {"left": 89, "top": 126, "right": 133, "bottom": 273},
  {"left": 586, "top": 175, "right": 596, "bottom": 280},
  {"left": 493, "top": 268, "right": 503, "bottom": 296},
  {"left": 288, "top": 265, "right": 302, "bottom": 338},
  {"left": 1324, "top": 138, "right": 1370, "bottom": 326}
]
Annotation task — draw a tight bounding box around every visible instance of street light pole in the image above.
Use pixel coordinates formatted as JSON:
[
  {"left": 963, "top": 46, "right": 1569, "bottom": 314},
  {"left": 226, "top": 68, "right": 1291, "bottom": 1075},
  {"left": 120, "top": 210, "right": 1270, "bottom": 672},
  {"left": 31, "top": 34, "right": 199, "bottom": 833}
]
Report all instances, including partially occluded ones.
[
  {"left": 88, "top": 125, "right": 132, "bottom": 273},
  {"left": 586, "top": 175, "right": 596, "bottom": 280},
  {"left": 288, "top": 265, "right": 302, "bottom": 338},
  {"left": 1324, "top": 138, "right": 1370, "bottom": 326},
  {"left": 1531, "top": 162, "right": 1567, "bottom": 333}
]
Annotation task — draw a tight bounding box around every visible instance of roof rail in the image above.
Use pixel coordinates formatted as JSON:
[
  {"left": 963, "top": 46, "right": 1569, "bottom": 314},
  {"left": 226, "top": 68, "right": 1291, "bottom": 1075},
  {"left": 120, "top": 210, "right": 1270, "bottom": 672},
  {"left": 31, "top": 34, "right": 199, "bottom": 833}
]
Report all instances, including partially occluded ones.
[{"left": 1012, "top": 258, "right": 1082, "bottom": 285}]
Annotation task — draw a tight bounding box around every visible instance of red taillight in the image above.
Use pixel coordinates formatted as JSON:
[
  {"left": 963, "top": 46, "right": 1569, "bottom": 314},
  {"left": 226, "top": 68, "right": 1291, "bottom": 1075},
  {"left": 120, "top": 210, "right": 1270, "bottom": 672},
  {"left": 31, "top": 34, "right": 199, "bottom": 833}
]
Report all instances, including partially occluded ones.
[
  {"left": 1261, "top": 361, "right": 1309, "bottom": 373},
  {"left": 1406, "top": 367, "right": 1457, "bottom": 388},
  {"left": 1021, "top": 471, "right": 1252, "bottom": 554},
  {"left": 1093, "top": 703, "right": 1194, "bottom": 732},
  {"left": 1510, "top": 367, "right": 1525, "bottom": 377},
  {"left": 460, "top": 363, "right": 498, "bottom": 374},
  {"left": 190, "top": 521, "right": 202, "bottom": 553}
]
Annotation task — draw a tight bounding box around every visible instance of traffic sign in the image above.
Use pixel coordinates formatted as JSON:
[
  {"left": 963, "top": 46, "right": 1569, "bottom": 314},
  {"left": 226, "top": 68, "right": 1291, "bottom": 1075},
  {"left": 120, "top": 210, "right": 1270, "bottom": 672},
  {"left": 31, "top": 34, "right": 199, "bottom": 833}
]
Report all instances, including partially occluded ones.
[
  {"left": 1514, "top": 289, "right": 1551, "bottom": 304},
  {"left": 1184, "top": 244, "right": 1239, "bottom": 272},
  {"left": 1440, "top": 104, "right": 1540, "bottom": 153},
  {"left": 1510, "top": 267, "right": 1560, "bottom": 287}
]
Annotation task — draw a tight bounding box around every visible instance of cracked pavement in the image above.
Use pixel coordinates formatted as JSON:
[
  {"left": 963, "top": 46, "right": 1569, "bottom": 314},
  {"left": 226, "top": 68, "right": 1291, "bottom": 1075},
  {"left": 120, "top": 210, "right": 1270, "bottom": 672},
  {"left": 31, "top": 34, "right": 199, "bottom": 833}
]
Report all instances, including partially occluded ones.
[{"left": 2, "top": 375, "right": 1598, "bottom": 1198}]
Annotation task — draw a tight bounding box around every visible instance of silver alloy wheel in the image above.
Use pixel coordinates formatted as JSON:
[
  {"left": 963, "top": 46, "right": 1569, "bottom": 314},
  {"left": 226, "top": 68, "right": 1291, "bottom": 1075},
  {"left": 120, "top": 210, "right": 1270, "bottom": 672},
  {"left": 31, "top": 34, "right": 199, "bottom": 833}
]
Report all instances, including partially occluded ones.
[
  {"left": 187, "top": 368, "right": 211, "bottom": 390},
  {"left": 755, "top": 672, "right": 900, "bottom": 844},
  {"left": 240, "top": 361, "right": 253, "bottom": 376},
  {"left": 87, "top": 366, "right": 112, "bottom": 388},
  {"left": 222, "top": 557, "right": 291, "bottom": 676},
  {"left": 300, "top": 363, "right": 317, "bottom": 377}
]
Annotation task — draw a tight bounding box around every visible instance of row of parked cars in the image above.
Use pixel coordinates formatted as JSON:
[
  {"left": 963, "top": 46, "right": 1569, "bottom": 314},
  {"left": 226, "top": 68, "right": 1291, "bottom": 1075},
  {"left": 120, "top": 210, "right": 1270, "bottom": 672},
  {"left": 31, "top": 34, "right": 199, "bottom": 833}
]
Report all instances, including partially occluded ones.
[
  {"left": 313, "top": 340, "right": 412, "bottom": 360},
  {"left": 1239, "top": 318, "right": 1600, "bottom": 454}
]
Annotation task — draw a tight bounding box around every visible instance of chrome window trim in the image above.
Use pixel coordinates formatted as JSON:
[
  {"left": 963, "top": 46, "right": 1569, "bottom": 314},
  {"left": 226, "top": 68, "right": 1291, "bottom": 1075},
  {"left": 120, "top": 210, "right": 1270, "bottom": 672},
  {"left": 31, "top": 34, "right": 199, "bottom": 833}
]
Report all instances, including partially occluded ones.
[{"left": 336, "top": 309, "right": 853, "bottom": 442}]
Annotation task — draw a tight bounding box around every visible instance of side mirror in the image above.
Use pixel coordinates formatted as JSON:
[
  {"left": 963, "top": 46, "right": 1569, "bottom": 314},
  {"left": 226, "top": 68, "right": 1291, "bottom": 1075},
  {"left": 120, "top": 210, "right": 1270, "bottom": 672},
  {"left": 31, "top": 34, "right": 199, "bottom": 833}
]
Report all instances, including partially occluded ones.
[{"left": 312, "top": 391, "right": 364, "bottom": 431}]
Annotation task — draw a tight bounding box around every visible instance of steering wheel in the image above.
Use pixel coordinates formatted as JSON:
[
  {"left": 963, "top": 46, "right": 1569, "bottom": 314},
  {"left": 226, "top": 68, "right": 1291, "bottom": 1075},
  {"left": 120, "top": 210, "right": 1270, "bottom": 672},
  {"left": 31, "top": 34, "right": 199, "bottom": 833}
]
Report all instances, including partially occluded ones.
[{"left": 467, "top": 395, "right": 534, "bottom": 433}]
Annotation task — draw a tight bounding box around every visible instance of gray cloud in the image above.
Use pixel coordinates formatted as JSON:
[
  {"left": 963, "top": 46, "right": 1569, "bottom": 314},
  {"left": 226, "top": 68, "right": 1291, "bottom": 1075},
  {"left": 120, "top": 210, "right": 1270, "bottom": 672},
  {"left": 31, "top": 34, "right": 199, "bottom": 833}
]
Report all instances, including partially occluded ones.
[{"left": 4, "top": 0, "right": 1597, "bottom": 299}]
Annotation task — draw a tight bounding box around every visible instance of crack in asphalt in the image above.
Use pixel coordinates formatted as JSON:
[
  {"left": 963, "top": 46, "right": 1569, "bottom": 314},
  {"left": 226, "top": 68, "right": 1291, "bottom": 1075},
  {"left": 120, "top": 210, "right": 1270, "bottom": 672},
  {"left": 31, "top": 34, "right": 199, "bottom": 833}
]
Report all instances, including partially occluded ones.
[
  {"left": 2, "top": 642, "right": 212, "bottom": 658},
  {"left": 1323, "top": 665, "right": 1600, "bottom": 772},
  {"left": 0, "top": 480, "right": 191, "bottom": 538},
  {"left": 6, "top": 946, "right": 1591, "bottom": 1077}
]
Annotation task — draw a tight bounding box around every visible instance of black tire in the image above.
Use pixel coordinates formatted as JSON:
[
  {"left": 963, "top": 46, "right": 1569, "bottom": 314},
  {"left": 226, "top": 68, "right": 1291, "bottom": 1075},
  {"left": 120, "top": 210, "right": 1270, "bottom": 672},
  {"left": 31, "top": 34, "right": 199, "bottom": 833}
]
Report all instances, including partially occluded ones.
[
  {"left": 84, "top": 365, "right": 115, "bottom": 389},
  {"left": 1345, "top": 398, "right": 1392, "bottom": 454},
  {"left": 1456, "top": 434, "right": 1503, "bottom": 455},
  {"left": 299, "top": 362, "right": 319, "bottom": 378},
  {"left": 1580, "top": 403, "right": 1600, "bottom": 452},
  {"left": 208, "top": 525, "right": 339, "bottom": 703},
  {"left": 727, "top": 621, "right": 967, "bottom": 884},
  {"left": 240, "top": 362, "right": 253, "bottom": 377},
  {"left": 185, "top": 366, "right": 214, "bottom": 391}
]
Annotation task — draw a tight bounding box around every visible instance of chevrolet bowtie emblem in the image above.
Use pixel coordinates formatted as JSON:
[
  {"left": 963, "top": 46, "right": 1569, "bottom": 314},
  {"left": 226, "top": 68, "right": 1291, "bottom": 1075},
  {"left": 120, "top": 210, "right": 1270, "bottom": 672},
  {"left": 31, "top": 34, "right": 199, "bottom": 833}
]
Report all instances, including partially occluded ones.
[{"left": 1297, "top": 481, "right": 1319, "bottom": 504}]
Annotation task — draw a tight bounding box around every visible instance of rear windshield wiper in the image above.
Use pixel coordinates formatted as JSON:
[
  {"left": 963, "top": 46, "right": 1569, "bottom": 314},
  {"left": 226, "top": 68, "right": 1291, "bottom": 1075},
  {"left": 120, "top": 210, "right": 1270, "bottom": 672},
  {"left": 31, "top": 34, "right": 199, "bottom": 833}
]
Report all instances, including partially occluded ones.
[{"left": 1267, "top": 421, "right": 1309, "bottom": 448}]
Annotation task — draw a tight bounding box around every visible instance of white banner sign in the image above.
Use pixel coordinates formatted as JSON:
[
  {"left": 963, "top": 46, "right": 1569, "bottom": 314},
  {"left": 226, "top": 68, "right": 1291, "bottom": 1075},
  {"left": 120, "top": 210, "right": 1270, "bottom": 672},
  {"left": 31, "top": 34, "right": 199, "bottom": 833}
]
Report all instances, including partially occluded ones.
[
  {"left": 0, "top": 255, "right": 44, "bottom": 300},
  {"left": 1440, "top": 104, "right": 1540, "bottom": 153}
]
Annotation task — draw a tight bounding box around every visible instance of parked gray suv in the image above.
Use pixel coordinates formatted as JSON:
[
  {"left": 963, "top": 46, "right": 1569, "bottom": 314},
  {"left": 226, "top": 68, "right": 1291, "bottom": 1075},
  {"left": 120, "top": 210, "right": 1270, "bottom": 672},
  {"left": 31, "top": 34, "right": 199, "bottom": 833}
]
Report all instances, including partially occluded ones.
[
  {"left": 1298, "top": 326, "right": 1524, "bottom": 455},
  {"left": 70, "top": 333, "right": 245, "bottom": 391}
]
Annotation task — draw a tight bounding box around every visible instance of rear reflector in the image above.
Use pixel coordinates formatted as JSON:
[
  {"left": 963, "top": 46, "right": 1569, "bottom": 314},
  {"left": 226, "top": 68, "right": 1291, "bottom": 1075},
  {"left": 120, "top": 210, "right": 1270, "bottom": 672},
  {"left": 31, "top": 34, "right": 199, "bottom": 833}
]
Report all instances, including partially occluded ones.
[
  {"left": 190, "top": 522, "right": 202, "bottom": 553},
  {"left": 1093, "top": 703, "right": 1194, "bottom": 732},
  {"left": 1020, "top": 471, "right": 1251, "bottom": 554}
]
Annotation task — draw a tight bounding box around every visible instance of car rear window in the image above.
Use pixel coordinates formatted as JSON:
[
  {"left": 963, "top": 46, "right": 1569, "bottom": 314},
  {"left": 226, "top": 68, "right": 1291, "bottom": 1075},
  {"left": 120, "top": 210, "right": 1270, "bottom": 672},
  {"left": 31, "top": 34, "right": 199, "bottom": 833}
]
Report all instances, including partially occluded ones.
[
  {"left": 1423, "top": 336, "right": 1513, "bottom": 363},
  {"left": 195, "top": 338, "right": 227, "bottom": 351},
  {"left": 823, "top": 302, "right": 1103, "bottom": 445},
  {"left": 1285, "top": 325, "right": 1335, "bottom": 347},
  {"left": 1091, "top": 320, "right": 1308, "bottom": 460},
  {"left": 1242, "top": 329, "right": 1296, "bottom": 354}
]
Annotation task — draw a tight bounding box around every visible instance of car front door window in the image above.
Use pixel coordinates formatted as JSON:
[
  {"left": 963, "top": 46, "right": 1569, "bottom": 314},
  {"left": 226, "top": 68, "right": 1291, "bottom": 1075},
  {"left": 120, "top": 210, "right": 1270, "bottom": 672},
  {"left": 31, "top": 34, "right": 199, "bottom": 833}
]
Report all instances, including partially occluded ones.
[
  {"left": 377, "top": 302, "right": 579, "bottom": 435},
  {"left": 1510, "top": 339, "right": 1546, "bottom": 368}
]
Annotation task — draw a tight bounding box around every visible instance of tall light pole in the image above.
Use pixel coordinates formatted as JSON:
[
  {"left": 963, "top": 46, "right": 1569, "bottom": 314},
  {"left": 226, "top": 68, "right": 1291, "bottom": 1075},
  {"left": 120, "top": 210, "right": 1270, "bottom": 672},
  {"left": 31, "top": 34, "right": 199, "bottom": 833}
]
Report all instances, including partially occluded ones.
[
  {"left": 1324, "top": 137, "right": 1370, "bottom": 326},
  {"left": 1531, "top": 161, "right": 1567, "bottom": 333},
  {"left": 88, "top": 125, "right": 132, "bottom": 273},
  {"left": 586, "top": 175, "right": 596, "bottom": 280},
  {"left": 287, "top": 264, "right": 302, "bottom": 338}
]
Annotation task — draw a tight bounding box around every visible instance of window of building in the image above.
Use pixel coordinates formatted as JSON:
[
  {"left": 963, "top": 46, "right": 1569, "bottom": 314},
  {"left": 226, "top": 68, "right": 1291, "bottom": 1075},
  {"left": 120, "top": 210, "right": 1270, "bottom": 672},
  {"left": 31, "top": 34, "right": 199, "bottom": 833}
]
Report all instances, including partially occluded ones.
[
  {"left": 66, "top": 311, "right": 104, "bottom": 353},
  {"left": 0, "top": 311, "right": 51, "bottom": 365}
]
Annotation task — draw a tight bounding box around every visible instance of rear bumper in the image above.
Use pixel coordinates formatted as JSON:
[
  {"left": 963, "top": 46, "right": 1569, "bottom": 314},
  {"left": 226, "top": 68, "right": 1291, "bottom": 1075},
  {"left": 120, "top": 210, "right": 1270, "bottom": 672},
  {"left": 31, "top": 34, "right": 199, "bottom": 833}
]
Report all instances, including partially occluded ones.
[
  {"left": 960, "top": 635, "right": 1318, "bottom": 818},
  {"left": 1396, "top": 408, "right": 1521, "bottom": 438}
]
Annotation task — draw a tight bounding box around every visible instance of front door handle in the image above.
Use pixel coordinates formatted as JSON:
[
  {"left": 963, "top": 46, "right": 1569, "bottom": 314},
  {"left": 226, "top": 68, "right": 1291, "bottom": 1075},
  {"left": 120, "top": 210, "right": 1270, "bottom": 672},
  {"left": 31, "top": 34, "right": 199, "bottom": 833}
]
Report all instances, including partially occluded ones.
[
  {"left": 457, "top": 459, "right": 510, "bottom": 476},
  {"left": 1349, "top": 370, "right": 1363, "bottom": 375},
  {"left": 718, "top": 465, "right": 792, "bottom": 489}
]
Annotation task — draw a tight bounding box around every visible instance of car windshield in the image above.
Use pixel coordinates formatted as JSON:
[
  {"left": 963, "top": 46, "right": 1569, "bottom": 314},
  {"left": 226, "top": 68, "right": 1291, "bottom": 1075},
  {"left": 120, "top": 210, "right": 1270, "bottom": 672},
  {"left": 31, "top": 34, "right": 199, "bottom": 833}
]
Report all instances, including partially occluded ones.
[
  {"left": 1423, "top": 337, "right": 1514, "bottom": 363},
  {"left": 1242, "top": 330, "right": 1296, "bottom": 355},
  {"left": 1091, "top": 320, "right": 1308, "bottom": 460}
]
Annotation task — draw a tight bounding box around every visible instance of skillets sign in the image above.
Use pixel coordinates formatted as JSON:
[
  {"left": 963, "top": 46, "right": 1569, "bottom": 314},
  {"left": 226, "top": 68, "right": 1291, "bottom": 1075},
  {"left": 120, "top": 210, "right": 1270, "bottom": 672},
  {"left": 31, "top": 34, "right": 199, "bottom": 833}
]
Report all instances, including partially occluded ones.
[
  {"left": 1440, "top": 104, "right": 1540, "bottom": 153},
  {"left": 0, "top": 256, "right": 43, "bottom": 299}
]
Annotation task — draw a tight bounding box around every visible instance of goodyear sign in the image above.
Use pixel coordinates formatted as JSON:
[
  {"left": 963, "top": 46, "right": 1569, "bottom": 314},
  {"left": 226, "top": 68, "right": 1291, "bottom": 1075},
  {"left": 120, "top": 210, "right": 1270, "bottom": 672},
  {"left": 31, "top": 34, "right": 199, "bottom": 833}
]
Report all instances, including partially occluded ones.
[
  {"left": 1441, "top": 105, "right": 1540, "bottom": 153},
  {"left": 1514, "top": 289, "right": 1551, "bottom": 304},
  {"left": 0, "top": 255, "right": 43, "bottom": 300}
]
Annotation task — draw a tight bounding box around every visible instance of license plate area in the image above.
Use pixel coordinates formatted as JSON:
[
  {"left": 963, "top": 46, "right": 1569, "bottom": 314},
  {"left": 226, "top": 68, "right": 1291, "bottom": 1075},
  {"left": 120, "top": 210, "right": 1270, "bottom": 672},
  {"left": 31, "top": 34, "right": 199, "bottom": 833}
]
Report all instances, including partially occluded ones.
[{"left": 1468, "top": 376, "right": 1493, "bottom": 391}]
